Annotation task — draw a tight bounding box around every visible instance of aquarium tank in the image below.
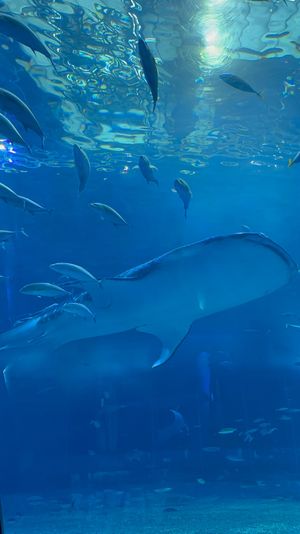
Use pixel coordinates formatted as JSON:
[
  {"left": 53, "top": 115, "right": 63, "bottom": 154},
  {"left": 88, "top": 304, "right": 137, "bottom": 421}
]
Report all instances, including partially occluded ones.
[{"left": 0, "top": 0, "right": 300, "bottom": 532}]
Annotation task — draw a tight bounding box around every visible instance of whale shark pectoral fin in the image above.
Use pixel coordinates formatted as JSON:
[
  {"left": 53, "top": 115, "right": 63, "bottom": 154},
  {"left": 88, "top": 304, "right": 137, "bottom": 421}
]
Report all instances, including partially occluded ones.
[{"left": 137, "top": 322, "right": 192, "bottom": 367}]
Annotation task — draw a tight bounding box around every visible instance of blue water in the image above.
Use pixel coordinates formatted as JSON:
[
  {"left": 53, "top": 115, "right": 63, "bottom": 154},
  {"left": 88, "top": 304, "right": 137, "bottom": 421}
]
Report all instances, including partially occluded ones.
[{"left": 0, "top": 0, "right": 300, "bottom": 532}]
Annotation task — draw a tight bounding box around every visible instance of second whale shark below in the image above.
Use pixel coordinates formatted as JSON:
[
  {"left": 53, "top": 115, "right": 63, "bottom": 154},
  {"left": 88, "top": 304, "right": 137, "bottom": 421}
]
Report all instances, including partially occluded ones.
[{"left": 0, "top": 232, "right": 297, "bottom": 368}]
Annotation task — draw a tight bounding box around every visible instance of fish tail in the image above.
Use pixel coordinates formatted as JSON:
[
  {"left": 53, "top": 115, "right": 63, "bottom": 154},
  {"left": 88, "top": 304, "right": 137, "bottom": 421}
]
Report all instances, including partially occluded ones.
[
  {"left": 288, "top": 159, "right": 293, "bottom": 167},
  {"left": 257, "top": 91, "right": 263, "bottom": 99},
  {"left": 152, "top": 100, "right": 157, "bottom": 112},
  {"left": 20, "top": 228, "right": 29, "bottom": 238},
  {"left": 184, "top": 208, "right": 187, "bottom": 220},
  {"left": 154, "top": 178, "right": 159, "bottom": 186}
]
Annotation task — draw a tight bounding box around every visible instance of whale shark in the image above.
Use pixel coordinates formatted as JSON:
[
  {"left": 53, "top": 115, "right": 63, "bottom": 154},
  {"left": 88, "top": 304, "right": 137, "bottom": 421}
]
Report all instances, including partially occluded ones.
[{"left": 0, "top": 232, "right": 297, "bottom": 368}]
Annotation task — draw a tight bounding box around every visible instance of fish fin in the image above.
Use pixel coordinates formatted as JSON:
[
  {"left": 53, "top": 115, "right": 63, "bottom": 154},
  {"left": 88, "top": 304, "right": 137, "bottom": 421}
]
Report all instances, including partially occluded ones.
[
  {"left": 3, "top": 364, "right": 12, "bottom": 394},
  {"left": 257, "top": 91, "right": 264, "bottom": 98},
  {"left": 132, "top": 165, "right": 139, "bottom": 171},
  {"left": 150, "top": 165, "right": 158, "bottom": 171},
  {"left": 137, "top": 322, "right": 191, "bottom": 367},
  {"left": 20, "top": 227, "right": 29, "bottom": 238},
  {"left": 288, "top": 159, "right": 293, "bottom": 167},
  {"left": 152, "top": 100, "right": 157, "bottom": 112}
]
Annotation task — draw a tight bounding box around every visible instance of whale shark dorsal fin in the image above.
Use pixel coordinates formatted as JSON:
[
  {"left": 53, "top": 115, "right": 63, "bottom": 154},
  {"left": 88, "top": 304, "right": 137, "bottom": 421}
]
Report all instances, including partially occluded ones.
[{"left": 137, "top": 322, "right": 191, "bottom": 367}]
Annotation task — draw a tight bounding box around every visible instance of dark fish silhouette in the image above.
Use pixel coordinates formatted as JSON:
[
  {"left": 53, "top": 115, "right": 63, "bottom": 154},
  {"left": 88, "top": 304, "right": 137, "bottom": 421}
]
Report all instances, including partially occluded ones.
[
  {"left": 138, "top": 155, "right": 158, "bottom": 185},
  {"left": 0, "top": 13, "right": 55, "bottom": 69},
  {"left": 73, "top": 144, "right": 90, "bottom": 192},
  {"left": 0, "top": 112, "right": 31, "bottom": 152},
  {"left": 0, "top": 88, "right": 44, "bottom": 148},
  {"left": 138, "top": 38, "right": 158, "bottom": 112},
  {"left": 173, "top": 178, "right": 192, "bottom": 219},
  {"left": 220, "top": 73, "right": 261, "bottom": 97}
]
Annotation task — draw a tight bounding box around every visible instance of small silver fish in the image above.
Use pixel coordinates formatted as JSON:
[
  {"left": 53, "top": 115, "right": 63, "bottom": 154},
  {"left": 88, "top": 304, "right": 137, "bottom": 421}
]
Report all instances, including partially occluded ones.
[
  {"left": 0, "top": 13, "right": 55, "bottom": 69},
  {"left": 0, "top": 113, "right": 31, "bottom": 152},
  {"left": 90, "top": 202, "right": 127, "bottom": 226},
  {"left": 0, "top": 88, "right": 44, "bottom": 148},
  {"left": 138, "top": 155, "right": 159, "bottom": 185},
  {"left": 20, "top": 282, "right": 69, "bottom": 298},
  {"left": 138, "top": 38, "right": 158, "bottom": 112},
  {"left": 218, "top": 427, "right": 237, "bottom": 435},
  {"left": 173, "top": 178, "right": 192, "bottom": 219},
  {"left": 62, "top": 302, "right": 96, "bottom": 322},
  {"left": 73, "top": 144, "right": 90, "bottom": 193},
  {"left": 18, "top": 196, "right": 52, "bottom": 214},
  {"left": 50, "top": 262, "right": 98, "bottom": 284}
]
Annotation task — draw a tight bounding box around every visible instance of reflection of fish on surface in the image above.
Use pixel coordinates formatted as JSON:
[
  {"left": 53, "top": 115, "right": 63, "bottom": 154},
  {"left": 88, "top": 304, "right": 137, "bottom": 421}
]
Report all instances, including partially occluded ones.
[{"left": 0, "top": 233, "right": 297, "bottom": 370}]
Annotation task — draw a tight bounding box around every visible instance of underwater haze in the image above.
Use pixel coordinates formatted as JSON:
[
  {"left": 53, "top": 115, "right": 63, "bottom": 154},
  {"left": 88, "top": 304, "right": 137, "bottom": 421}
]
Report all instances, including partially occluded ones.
[{"left": 1, "top": 0, "right": 300, "bottom": 532}]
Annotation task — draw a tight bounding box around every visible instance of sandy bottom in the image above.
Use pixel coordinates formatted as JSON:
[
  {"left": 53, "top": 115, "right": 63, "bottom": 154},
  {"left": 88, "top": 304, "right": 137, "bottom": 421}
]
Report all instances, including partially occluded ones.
[{"left": 4, "top": 486, "right": 300, "bottom": 534}]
